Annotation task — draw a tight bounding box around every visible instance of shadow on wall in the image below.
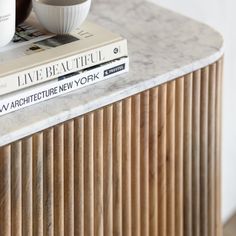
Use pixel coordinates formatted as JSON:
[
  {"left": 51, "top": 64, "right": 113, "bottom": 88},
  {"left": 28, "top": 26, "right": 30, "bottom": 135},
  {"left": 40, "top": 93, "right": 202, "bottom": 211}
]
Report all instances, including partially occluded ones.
[{"left": 224, "top": 214, "right": 236, "bottom": 236}]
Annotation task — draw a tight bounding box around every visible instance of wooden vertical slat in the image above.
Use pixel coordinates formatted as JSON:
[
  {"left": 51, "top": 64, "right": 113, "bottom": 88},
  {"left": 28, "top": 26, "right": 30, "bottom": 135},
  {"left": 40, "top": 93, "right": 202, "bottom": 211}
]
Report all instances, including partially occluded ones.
[
  {"left": 84, "top": 113, "right": 94, "bottom": 236},
  {"left": 149, "top": 88, "right": 158, "bottom": 236},
  {"left": 208, "top": 64, "right": 216, "bottom": 236},
  {"left": 113, "top": 102, "right": 122, "bottom": 236},
  {"left": 22, "top": 137, "right": 33, "bottom": 236},
  {"left": 167, "top": 81, "right": 175, "bottom": 236},
  {"left": 94, "top": 110, "right": 104, "bottom": 236},
  {"left": 11, "top": 141, "right": 22, "bottom": 236},
  {"left": 184, "top": 73, "right": 193, "bottom": 236},
  {"left": 175, "top": 77, "right": 184, "bottom": 236},
  {"left": 43, "top": 128, "right": 54, "bottom": 236},
  {"left": 215, "top": 59, "right": 223, "bottom": 236},
  {"left": 192, "top": 70, "right": 201, "bottom": 236},
  {"left": 140, "top": 91, "right": 150, "bottom": 236},
  {"left": 122, "top": 98, "right": 132, "bottom": 236},
  {"left": 74, "top": 117, "right": 85, "bottom": 236},
  {"left": 33, "top": 133, "right": 44, "bottom": 236},
  {"left": 0, "top": 145, "right": 11, "bottom": 236},
  {"left": 131, "top": 94, "right": 141, "bottom": 236},
  {"left": 64, "top": 121, "right": 75, "bottom": 235},
  {"left": 53, "top": 125, "right": 64, "bottom": 236},
  {"left": 158, "top": 84, "right": 167, "bottom": 236},
  {"left": 103, "top": 106, "right": 113, "bottom": 236},
  {"left": 200, "top": 67, "right": 209, "bottom": 236}
]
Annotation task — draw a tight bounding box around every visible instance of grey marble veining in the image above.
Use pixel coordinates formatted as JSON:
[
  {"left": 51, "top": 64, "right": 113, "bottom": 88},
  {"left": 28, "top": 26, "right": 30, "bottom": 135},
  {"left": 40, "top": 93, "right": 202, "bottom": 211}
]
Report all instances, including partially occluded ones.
[{"left": 0, "top": 0, "right": 223, "bottom": 146}]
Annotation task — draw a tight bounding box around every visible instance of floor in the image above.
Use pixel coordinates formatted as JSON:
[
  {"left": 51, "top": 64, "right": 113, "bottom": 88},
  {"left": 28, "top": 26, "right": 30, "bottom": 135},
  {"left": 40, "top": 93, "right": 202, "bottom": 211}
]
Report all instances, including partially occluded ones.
[{"left": 224, "top": 214, "right": 236, "bottom": 236}]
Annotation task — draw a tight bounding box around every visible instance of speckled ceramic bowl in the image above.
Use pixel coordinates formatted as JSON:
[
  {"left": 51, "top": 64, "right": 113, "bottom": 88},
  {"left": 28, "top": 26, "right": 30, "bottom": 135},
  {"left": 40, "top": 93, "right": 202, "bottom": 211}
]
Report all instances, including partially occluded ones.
[{"left": 33, "top": 0, "right": 91, "bottom": 34}]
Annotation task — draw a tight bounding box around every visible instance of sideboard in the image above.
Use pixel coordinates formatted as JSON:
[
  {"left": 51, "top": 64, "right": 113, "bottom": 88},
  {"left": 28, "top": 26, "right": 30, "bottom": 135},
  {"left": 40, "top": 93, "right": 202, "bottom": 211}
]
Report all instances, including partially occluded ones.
[{"left": 0, "top": 0, "right": 224, "bottom": 235}]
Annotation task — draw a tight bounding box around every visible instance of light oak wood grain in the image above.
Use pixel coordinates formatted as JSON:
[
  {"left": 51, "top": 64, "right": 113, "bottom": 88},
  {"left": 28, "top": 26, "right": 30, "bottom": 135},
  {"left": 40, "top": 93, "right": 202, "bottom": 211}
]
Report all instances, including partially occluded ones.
[
  {"left": 94, "top": 110, "right": 104, "bottom": 236},
  {"left": 200, "top": 66, "right": 209, "bottom": 236},
  {"left": 208, "top": 63, "right": 217, "bottom": 236},
  {"left": 216, "top": 59, "right": 223, "bottom": 236},
  {"left": 140, "top": 90, "right": 150, "bottom": 236},
  {"left": 84, "top": 113, "right": 94, "bottom": 236},
  {"left": 122, "top": 98, "right": 132, "bottom": 236},
  {"left": 0, "top": 146, "right": 11, "bottom": 236},
  {"left": 158, "top": 83, "right": 167, "bottom": 236},
  {"left": 53, "top": 125, "right": 64, "bottom": 236},
  {"left": 167, "top": 81, "right": 176, "bottom": 236},
  {"left": 149, "top": 88, "right": 158, "bottom": 236},
  {"left": 43, "top": 129, "right": 54, "bottom": 236},
  {"left": 64, "top": 121, "right": 75, "bottom": 236},
  {"left": 175, "top": 77, "right": 184, "bottom": 236},
  {"left": 33, "top": 133, "right": 44, "bottom": 236},
  {"left": 192, "top": 70, "right": 201, "bottom": 236},
  {"left": 22, "top": 137, "right": 33, "bottom": 236},
  {"left": 131, "top": 94, "right": 141, "bottom": 236},
  {"left": 74, "top": 117, "right": 85, "bottom": 236},
  {"left": 11, "top": 141, "right": 22, "bottom": 236},
  {"left": 103, "top": 106, "right": 113, "bottom": 236},
  {"left": 0, "top": 59, "right": 223, "bottom": 236},
  {"left": 113, "top": 102, "right": 123, "bottom": 236},
  {"left": 184, "top": 73, "right": 193, "bottom": 236}
]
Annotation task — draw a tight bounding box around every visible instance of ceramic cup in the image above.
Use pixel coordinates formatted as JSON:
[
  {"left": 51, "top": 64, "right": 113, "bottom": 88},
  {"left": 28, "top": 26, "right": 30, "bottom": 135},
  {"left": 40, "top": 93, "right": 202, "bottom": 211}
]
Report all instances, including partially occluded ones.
[
  {"left": 32, "top": 0, "right": 91, "bottom": 34},
  {"left": 16, "top": 0, "right": 32, "bottom": 25}
]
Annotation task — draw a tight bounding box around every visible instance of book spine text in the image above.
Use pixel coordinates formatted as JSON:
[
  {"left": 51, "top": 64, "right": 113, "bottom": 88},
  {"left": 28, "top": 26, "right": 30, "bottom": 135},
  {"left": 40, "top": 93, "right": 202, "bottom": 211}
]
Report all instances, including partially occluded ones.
[
  {"left": 0, "top": 39, "right": 127, "bottom": 95},
  {"left": 0, "top": 57, "right": 129, "bottom": 116}
]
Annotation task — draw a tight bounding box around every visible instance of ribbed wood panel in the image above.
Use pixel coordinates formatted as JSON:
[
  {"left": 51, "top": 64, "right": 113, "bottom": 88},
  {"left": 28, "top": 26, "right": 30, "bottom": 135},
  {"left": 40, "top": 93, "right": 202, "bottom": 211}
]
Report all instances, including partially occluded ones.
[
  {"left": 167, "top": 81, "right": 175, "bottom": 236},
  {"left": 33, "top": 133, "right": 43, "bottom": 236},
  {"left": 54, "top": 125, "right": 64, "bottom": 236},
  {"left": 113, "top": 102, "right": 122, "bottom": 236},
  {"left": 22, "top": 137, "right": 33, "bottom": 236},
  {"left": 158, "top": 83, "right": 167, "bottom": 236},
  {"left": 0, "top": 59, "right": 223, "bottom": 236},
  {"left": 11, "top": 141, "right": 22, "bottom": 236},
  {"left": 216, "top": 59, "right": 223, "bottom": 236},
  {"left": 184, "top": 73, "right": 193, "bottom": 236},
  {"left": 103, "top": 106, "right": 113, "bottom": 236},
  {"left": 192, "top": 70, "right": 201, "bottom": 236},
  {"left": 131, "top": 94, "right": 141, "bottom": 236},
  {"left": 149, "top": 88, "right": 158, "bottom": 236},
  {"left": 43, "top": 128, "right": 54, "bottom": 236},
  {"left": 74, "top": 117, "right": 84, "bottom": 236},
  {"left": 175, "top": 77, "right": 184, "bottom": 236},
  {"left": 200, "top": 66, "right": 209, "bottom": 236}
]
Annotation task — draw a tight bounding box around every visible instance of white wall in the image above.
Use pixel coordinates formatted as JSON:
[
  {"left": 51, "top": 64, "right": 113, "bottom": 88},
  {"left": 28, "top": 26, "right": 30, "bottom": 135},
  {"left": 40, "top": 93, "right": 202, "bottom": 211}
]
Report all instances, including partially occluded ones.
[{"left": 149, "top": 0, "right": 236, "bottom": 222}]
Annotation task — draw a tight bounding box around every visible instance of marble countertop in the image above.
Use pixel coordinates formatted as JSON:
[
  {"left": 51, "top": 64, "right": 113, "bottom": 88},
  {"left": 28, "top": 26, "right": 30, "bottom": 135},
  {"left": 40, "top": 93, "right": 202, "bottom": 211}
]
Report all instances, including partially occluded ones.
[{"left": 0, "top": 0, "right": 223, "bottom": 146}]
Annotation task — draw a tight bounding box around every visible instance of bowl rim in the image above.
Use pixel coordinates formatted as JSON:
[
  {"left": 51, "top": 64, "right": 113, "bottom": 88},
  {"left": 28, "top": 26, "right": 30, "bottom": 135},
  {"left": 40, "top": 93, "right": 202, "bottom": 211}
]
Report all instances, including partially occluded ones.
[{"left": 33, "top": 0, "right": 90, "bottom": 7}]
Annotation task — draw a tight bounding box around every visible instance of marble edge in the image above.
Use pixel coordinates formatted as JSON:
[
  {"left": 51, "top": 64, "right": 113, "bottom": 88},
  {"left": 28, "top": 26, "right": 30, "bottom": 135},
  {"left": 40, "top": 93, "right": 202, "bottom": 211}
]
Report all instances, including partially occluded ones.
[{"left": 0, "top": 44, "right": 224, "bottom": 147}]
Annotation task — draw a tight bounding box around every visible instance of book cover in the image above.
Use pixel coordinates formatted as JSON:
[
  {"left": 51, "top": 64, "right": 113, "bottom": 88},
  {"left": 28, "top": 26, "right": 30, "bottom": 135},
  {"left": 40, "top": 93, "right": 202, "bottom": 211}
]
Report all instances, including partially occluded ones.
[
  {"left": 0, "top": 57, "right": 129, "bottom": 116},
  {"left": 0, "top": 13, "right": 128, "bottom": 95}
]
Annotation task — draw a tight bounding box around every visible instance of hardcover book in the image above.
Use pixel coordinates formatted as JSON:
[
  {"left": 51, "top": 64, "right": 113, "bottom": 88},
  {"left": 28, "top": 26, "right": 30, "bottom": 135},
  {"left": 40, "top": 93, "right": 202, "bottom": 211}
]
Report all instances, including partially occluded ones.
[
  {"left": 0, "top": 57, "right": 129, "bottom": 116},
  {"left": 0, "top": 13, "right": 128, "bottom": 95}
]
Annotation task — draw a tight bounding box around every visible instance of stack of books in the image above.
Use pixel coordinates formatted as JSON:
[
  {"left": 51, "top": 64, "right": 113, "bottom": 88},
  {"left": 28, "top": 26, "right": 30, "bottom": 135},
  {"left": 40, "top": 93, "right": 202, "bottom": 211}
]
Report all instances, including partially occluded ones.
[{"left": 0, "top": 14, "right": 129, "bottom": 116}]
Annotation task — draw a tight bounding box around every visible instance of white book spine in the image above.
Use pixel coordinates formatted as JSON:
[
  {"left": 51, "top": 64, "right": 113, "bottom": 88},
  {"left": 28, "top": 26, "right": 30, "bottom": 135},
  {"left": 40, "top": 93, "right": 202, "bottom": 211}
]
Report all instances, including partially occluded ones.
[
  {"left": 0, "top": 39, "right": 128, "bottom": 95},
  {"left": 0, "top": 57, "right": 129, "bottom": 116}
]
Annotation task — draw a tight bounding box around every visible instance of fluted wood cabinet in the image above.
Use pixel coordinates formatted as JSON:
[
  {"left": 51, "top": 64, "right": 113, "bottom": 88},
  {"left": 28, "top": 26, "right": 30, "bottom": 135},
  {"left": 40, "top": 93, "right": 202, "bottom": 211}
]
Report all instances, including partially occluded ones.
[
  {"left": 0, "top": 59, "right": 223, "bottom": 236},
  {"left": 0, "top": 0, "right": 224, "bottom": 235}
]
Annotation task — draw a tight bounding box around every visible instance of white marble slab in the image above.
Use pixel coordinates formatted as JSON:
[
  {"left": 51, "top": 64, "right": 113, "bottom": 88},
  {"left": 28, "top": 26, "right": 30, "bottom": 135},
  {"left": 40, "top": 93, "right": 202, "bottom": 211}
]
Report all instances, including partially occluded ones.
[{"left": 0, "top": 0, "right": 224, "bottom": 146}]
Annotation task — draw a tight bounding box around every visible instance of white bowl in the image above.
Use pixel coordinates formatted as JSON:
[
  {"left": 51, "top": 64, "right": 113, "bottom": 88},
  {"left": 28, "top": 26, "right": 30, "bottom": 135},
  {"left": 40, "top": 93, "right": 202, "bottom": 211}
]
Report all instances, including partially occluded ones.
[{"left": 33, "top": 0, "right": 91, "bottom": 34}]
